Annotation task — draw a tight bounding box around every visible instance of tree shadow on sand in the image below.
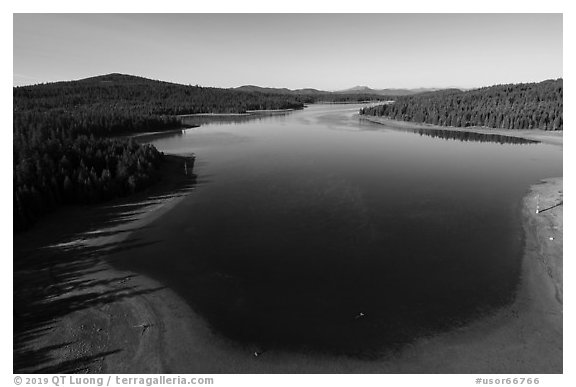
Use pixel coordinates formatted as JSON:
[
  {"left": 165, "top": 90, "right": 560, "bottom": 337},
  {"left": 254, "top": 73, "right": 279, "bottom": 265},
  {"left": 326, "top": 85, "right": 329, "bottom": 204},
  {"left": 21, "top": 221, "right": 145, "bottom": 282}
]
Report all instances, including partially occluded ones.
[{"left": 14, "top": 155, "right": 198, "bottom": 373}]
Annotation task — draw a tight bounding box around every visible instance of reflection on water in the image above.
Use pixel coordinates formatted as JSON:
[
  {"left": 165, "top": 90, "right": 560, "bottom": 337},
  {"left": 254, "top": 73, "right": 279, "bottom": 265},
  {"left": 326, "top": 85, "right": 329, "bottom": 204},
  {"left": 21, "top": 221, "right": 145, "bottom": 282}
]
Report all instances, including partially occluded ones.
[
  {"left": 358, "top": 120, "right": 539, "bottom": 145},
  {"left": 121, "top": 104, "right": 561, "bottom": 358},
  {"left": 413, "top": 128, "right": 538, "bottom": 145}
]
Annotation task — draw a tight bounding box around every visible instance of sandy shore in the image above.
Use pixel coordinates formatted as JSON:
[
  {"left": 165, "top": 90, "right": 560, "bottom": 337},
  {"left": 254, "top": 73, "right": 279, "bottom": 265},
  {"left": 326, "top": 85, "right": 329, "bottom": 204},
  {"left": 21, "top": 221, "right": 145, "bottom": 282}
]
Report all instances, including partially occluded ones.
[
  {"left": 13, "top": 155, "right": 198, "bottom": 373},
  {"left": 359, "top": 115, "right": 563, "bottom": 146},
  {"left": 14, "top": 148, "right": 562, "bottom": 373}
]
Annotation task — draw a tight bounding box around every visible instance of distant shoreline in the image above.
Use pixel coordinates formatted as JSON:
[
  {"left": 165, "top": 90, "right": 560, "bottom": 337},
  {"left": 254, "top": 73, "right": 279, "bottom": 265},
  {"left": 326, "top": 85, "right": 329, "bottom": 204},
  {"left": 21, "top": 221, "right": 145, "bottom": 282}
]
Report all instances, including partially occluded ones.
[
  {"left": 359, "top": 114, "right": 563, "bottom": 146},
  {"left": 245, "top": 108, "right": 298, "bottom": 114},
  {"left": 177, "top": 108, "right": 299, "bottom": 118},
  {"left": 312, "top": 101, "right": 376, "bottom": 105}
]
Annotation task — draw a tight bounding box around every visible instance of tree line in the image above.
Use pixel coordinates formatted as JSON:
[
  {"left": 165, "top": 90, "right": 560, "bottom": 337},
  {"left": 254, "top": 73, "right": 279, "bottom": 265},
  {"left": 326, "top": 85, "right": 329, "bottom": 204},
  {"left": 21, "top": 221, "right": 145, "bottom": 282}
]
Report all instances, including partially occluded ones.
[{"left": 360, "top": 79, "right": 563, "bottom": 131}]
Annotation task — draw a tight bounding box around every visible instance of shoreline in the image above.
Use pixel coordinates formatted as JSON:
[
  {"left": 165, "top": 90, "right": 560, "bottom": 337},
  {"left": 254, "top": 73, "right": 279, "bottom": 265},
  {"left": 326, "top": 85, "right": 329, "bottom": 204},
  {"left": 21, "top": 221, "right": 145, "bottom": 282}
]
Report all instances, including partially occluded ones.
[
  {"left": 359, "top": 114, "right": 563, "bottom": 146},
  {"left": 311, "top": 101, "right": 384, "bottom": 105},
  {"left": 177, "top": 108, "right": 299, "bottom": 118},
  {"left": 128, "top": 127, "right": 194, "bottom": 139},
  {"left": 245, "top": 108, "right": 298, "bottom": 114},
  {"left": 14, "top": 158, "right": 563, "bottom": 372}
]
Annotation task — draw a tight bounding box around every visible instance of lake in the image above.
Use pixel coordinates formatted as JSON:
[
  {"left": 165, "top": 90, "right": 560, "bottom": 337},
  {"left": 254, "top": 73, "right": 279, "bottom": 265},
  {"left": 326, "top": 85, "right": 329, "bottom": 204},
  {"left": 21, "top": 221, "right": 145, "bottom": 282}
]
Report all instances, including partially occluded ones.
[{"left": 123, "top": 104, "right": 562, "bottom": 358}]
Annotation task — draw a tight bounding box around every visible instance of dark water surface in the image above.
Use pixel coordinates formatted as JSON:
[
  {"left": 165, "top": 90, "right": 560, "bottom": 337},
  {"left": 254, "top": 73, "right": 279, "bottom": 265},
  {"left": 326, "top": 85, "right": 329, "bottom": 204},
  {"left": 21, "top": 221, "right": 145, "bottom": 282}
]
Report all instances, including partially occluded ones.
[{"left": 120, "top": 104, "right": 562, "bottom": 357}]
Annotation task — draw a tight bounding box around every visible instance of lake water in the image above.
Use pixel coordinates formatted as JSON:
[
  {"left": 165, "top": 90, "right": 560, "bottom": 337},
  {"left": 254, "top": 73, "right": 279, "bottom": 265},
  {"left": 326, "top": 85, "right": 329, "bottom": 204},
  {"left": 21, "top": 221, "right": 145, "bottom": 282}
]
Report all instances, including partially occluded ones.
[{"left": 127, "top": 104, "right": 562, "bottom": 357}]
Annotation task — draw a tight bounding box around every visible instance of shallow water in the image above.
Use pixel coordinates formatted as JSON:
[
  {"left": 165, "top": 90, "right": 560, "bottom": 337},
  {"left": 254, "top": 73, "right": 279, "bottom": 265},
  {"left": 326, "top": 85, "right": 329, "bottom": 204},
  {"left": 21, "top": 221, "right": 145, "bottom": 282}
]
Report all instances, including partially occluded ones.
[{"left": 124, "top": 104, "right": 562, "bottom": 357}]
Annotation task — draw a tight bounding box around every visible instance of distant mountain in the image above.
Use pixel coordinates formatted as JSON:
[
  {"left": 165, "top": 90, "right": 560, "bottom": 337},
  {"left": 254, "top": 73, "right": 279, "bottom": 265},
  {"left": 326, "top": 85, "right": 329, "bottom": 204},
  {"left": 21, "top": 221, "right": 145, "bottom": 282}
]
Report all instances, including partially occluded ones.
[
  {"left": 233, "top": 84, "right": 446, "bottom": 97},
  {"left": 234, "top": 85, "right": 293, "bottom": 94},
  {"left": 336, "top": 86, "right": 376, "bottom": 93},
  {"left": 408, "top": 87, "right": 445, "bottom": 94},
  {"left": 28, "top": 75, "right": 450, "bottom": 98},
  {"left": 71, "top": 73, "right": 178, "bottom": 87},
  {"left": 293, "top": 88, "right": 324, "bottom": 95},
  {"left": 233, "top": 85, "right": 325, "bottom": 96},
  {"left": 336, "top": 86, "right": 444, "bottom": 96},
  {"left": 84, "top": 73, "right": 152, "bottom": 82}
]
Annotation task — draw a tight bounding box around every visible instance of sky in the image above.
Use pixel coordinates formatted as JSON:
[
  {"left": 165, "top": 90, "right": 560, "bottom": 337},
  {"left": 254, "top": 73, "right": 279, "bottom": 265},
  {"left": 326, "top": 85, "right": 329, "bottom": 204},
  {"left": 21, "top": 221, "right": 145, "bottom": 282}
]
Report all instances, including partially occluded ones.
[{"left": 13, "top": 13, "right": 563, "bottom": 90}]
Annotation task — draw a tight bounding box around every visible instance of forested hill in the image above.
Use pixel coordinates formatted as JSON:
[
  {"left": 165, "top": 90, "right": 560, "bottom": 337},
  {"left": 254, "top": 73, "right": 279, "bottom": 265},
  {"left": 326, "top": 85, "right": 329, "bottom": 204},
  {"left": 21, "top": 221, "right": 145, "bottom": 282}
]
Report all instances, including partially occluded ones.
[
  {"left": 360, "top": 79, "right": 563, "bottom": 131},
  {"left": 15, "top": 73, "right": 308, "bottom": 116},
  {"left": 14, "top": 73, "right": 308, "bottom": 136}
]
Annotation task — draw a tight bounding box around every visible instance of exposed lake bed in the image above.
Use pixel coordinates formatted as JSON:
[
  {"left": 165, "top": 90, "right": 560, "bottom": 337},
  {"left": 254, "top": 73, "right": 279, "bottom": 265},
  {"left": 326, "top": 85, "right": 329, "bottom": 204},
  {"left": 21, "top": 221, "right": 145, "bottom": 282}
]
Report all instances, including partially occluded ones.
[{"left": 14, "top": 104, "right": 562, "bottom": 373}]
